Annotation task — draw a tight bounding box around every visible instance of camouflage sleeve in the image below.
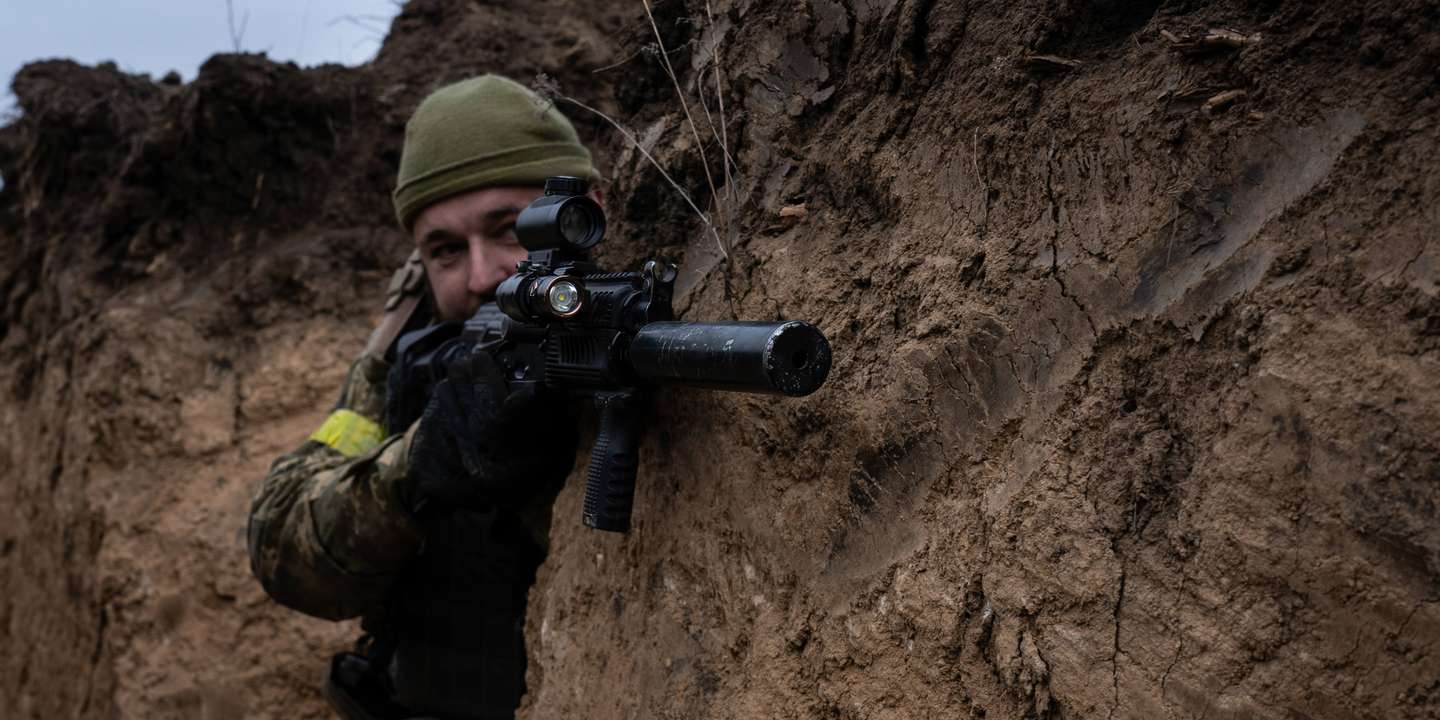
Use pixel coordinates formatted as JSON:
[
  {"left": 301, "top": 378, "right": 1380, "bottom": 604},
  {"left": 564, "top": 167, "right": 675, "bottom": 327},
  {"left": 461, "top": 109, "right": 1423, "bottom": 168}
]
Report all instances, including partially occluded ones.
[{"left": 247, "top": 351, "right": 425, "bottom": 621}]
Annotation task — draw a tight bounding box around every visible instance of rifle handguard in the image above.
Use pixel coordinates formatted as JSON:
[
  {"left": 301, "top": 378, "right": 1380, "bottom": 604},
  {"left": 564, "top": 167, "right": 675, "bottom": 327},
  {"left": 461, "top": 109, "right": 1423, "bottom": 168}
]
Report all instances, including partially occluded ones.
[{"left": 582, "top": 390, "right": 644, "bottom": 532}]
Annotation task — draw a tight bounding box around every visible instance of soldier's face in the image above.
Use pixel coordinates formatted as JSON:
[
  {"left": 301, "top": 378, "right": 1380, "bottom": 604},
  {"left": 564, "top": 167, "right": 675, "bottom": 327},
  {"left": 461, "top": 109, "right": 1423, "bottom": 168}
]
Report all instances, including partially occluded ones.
[{"left": 412, "top": 186, "right": 542, "bottom": 322}]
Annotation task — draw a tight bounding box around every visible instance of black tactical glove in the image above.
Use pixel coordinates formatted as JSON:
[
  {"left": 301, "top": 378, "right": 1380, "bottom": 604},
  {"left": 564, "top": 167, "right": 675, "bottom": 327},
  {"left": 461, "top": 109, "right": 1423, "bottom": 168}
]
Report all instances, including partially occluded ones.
[{"left": 401, "top": 346, "right": 578, "bottom": 518}]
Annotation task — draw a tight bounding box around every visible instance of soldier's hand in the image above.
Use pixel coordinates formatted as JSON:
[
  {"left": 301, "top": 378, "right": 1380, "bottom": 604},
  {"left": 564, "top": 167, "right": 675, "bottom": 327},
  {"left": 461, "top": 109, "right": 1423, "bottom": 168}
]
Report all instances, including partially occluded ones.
[{"left": 402, "top": 347, "right": 577, "bottom": 517}]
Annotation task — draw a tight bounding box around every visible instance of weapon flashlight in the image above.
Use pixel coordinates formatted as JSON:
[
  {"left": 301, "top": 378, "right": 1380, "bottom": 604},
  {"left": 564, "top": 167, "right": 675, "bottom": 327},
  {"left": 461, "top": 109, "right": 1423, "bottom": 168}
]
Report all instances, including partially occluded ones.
[{"left": 541, "top": 276, "right": 584, "bottom": 318}]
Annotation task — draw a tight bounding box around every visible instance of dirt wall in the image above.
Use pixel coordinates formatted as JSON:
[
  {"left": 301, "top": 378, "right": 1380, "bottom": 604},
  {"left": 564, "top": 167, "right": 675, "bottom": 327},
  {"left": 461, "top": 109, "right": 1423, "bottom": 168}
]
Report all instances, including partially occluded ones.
[{"left": 1, "top": 1, "right": 1437, "bottom": 719}]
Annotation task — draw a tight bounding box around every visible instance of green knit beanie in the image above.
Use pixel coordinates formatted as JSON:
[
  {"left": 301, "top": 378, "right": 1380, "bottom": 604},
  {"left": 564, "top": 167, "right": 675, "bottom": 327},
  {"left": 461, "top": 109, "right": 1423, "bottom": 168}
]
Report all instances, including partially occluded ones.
[{"left": 392, "top": 74, "right": 599, "bottom": 230}]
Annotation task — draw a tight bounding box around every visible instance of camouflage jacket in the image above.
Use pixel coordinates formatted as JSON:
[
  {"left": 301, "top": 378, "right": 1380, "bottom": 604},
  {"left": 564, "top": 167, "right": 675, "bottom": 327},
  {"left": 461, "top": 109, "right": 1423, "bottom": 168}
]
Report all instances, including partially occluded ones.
[
  {"left": 247, "top": 348, "right": 426, "bottom": 622},
  {"left": 247, "top": 252, "right": 566, "bottom": 629}
]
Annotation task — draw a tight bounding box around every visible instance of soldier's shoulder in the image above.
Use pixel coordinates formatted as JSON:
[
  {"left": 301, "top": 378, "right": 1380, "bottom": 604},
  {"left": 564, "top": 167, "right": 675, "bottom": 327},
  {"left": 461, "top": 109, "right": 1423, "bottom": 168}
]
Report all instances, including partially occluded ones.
[{"left": 364, "top": 250, "right": 429, "bottom": 360}]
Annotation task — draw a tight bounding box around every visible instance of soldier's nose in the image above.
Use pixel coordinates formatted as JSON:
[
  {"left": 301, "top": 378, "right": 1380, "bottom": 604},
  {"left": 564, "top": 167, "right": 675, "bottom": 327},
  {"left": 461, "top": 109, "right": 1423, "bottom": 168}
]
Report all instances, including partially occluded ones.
[{"left": 467, "top": 250, "right": 502, "bottom": 297}]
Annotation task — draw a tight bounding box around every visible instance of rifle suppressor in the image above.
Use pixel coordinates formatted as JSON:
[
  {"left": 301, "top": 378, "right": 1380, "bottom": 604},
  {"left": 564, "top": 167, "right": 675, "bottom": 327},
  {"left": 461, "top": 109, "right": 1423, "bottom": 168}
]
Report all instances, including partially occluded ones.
[{"left": 629, "top": 321, "right": 832, "bottom": 397}]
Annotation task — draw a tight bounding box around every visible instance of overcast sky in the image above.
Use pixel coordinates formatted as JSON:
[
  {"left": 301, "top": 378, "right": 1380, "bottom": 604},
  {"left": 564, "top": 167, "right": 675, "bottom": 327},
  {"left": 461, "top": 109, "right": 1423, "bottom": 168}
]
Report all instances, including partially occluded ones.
[{"left": 1, "top": 0, "right": 402, "bottom": 117}]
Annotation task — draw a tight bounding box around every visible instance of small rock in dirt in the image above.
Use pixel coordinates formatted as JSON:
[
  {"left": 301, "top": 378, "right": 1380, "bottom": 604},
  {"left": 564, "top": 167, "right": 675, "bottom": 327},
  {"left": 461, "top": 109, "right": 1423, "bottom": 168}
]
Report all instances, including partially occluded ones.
[
  {"left": 1162, "top": 28, "right": 1262, "bottom": 54},
  {"left": 1021, "top": 54, "right": 1082, "bottom": 74},
  {"left": 1203, "top": 89, "right": 1248, "bottom": 114}
]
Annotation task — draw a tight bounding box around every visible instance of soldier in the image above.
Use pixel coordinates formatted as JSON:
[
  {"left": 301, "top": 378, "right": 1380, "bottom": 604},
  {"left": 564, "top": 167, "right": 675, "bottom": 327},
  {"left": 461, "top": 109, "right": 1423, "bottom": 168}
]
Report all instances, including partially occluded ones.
[{"left": 248, "top": 74, "right": 599, "bottom": 720}]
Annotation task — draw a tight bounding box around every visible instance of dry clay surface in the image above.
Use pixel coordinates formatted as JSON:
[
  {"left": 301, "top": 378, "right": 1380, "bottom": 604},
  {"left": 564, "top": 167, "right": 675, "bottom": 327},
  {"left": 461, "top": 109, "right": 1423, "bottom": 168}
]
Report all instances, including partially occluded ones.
[{"left": 2, "top": 1, "right": 1438, "bottom": 719}]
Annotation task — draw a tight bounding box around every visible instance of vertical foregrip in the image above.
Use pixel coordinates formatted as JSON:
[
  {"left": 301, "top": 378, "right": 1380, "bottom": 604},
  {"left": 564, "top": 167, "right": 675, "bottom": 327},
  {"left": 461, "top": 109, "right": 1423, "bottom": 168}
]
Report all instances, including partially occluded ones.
[{"left": 582, "top": 390, "right": 642, "bottom": 532}]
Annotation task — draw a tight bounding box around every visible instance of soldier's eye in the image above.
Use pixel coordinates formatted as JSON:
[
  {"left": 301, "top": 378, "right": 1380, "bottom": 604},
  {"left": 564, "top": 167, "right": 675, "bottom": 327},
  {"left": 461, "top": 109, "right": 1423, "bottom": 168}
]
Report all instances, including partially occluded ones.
[
  {"left": 497, "top": 224, "right": 519, "bottom": 245},
  {"left": 433, "top": 242, "right": 465, "bottom": 260}
]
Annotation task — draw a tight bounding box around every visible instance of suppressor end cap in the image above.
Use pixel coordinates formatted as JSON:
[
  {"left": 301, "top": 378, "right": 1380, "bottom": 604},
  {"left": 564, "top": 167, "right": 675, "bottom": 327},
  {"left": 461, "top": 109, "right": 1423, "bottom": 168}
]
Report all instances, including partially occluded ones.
[{"left": 765, "top": 321, "right": 832, "bottom": 397}]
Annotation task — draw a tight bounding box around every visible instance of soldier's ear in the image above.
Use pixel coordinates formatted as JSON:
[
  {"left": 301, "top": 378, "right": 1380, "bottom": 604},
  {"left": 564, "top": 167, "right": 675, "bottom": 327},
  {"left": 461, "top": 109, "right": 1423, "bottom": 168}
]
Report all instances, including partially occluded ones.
[{"left": 588, "top": 188, "right": 605, "bottom": 211}]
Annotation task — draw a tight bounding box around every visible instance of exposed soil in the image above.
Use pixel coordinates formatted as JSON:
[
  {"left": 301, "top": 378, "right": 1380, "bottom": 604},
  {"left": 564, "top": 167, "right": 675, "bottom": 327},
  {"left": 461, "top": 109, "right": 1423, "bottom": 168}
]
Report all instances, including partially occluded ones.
[{"left": 2, "top": 1, "right": 1437, "bottom": 719}]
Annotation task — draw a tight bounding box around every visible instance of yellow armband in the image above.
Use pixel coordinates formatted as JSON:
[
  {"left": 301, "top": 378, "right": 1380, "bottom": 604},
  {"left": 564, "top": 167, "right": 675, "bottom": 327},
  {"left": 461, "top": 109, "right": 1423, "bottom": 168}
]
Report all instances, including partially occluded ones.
[{"left": 309, "top": 409, "right": 385, "bottom": 457}]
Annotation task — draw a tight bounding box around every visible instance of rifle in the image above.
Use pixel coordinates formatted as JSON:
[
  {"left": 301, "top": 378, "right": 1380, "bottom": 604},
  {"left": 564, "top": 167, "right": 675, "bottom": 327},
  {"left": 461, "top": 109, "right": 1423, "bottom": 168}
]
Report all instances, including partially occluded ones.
[{"left": 389, "top": 177, "right": 832, "bottom": 532}]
